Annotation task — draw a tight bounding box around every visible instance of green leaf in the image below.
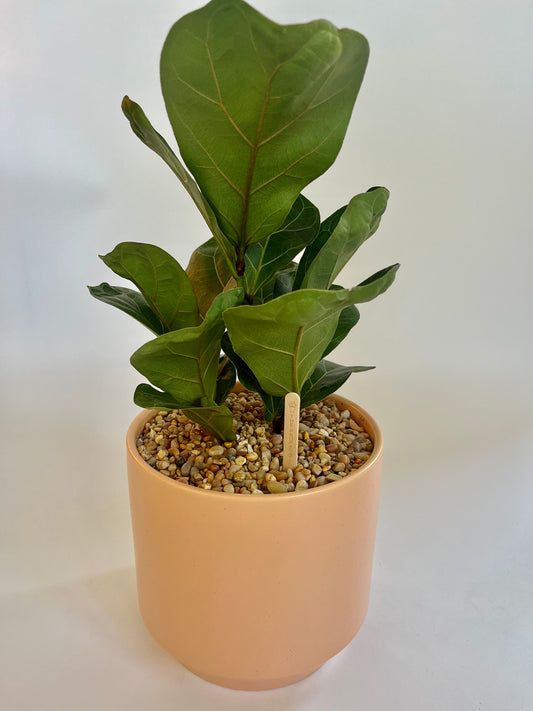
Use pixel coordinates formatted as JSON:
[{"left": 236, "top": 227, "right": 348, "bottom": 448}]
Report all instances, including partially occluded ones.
[
  {"left": 301, "top": 187, "right": 390, "bottom": 290},
  {"left": 121, "top": 96, "right": 236, "bottom": 272},
  {"left": 300, "top": 359, "right": 374, "bottom": 408},
  {"left": 133, "top": 383, "right": 183, "bottom": 410},
  {"left": 224, "top": 267, "right": 398, "bottom": 397},
  {"left": 322, "top": 303, "right": 360, "bottom": 357},
  {"left": 130, "top": 288, "right": 243, "bottom": 406},
  {"left": 215, "top": 356, "right": 236, "bottom": 404},
  {"left": 160, "top": 0, "right": 369, "bottom": 251},
  {"left": 351, "top": 263, "right": 400, "bottom": 302},
  {"left": 186, "top": 238, "right": 236, "bottom": 317},
  {"left": 221, "top": 333, "right": 284, "bottom": 421},
  {"left": 224, "top": 287, "right": 368, "bottom": 397},
  {"left": 101, "top": 242, "right": 199, "bottom": 331},
  {"left": 243, "top": 195, "right": 319, "bottom": 301},
  {"left": 133, "top": 383, "right": 236, "bottom": 441},
  {"left": 293, "top": 205, "right": 346, "bottom": 289},
  {"left": 272, "top": 264, "right": 298, "bottom": 299},
  {"left": 181, "top": 403, "right": 236, "bottom": 441},
  {"left": 88, "top": 282, "right": 165, "bottom": 335},
  {"left": 321, "top": 284, "right": 360, "bottom": 357}
]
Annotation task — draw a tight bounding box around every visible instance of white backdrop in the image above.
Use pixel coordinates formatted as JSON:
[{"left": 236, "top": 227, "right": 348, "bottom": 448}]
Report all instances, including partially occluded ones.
[{"left": 2, "top": 1, "right": 532, "bottom": 709}]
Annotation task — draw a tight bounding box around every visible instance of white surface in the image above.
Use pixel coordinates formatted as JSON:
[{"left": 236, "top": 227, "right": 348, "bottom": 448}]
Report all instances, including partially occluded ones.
[{"left": 2, "top": 0, "right": 532, "bottom": 709}]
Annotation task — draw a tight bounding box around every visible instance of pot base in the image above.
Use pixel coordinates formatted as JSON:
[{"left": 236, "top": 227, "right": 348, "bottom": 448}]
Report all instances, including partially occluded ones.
[
  {"left": 183, "top": 662, "right": 323, "bottom": 691},
  {"left": 143, "top": 614, "right": 324, "bottom": 690}
]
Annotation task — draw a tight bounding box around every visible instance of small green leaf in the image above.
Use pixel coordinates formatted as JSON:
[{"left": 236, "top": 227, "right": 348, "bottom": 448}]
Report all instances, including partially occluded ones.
[
  {"left": 130, "top": 288, "right": 243, "bottom": 406},
  {"left": 322, "top": 304, "right": 360, "bottom": 357},
  {"left": 133, "top": 384, "right": 236, "bottom": 441},
  {"left": 350, "top": 263, "right": 400, "bottom": 302},
  {"left": 181, "top": 403, "right": 236, "bottom": 442},
  {"left": 243, "top": 195, "right": 319, "bottom": 301},
  {"left": 133, "top": 383, "right": 184, "bottom": 410},
  {"left": 272, "top": 264, "right": 298, "bottom": 299},
  {"left": 215, "top": 356, "right": 237, "bottom": 404},
  {"left": 322, "top": 286, "right": 361, "bottom": 357},
  {"left": 121, "top": 96, "right": 236, "bottom": 271},
  {"left": 221, "top": 333, "right": 284, "bottom": 421},
  {"left": 300, "top": 359, "right": 374, "bottom": 408},
  {"left": 301, "top": 187, "right": 390, "bottom": 290},
  {"left": 160, "top": 0, "right": 369, "bottom": 251},
  {"left": 101, "top": 242, "right": 199, "bottom": 331},
  {"left": 186, "top": 238, "right": 236, "bottom": 317},
  {"left": 88, "top": 282, "right": 165, "bottom": 335}
]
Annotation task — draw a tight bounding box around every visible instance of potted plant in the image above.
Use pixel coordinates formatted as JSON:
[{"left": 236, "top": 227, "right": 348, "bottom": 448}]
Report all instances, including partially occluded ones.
[{"left": 89, "top": 0, "right": 398, "bottom": 690}]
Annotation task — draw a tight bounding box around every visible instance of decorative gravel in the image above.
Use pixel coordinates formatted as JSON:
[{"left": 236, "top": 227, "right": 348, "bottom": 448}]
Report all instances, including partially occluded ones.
[{"left": 136, "top": 389, "right": 374, "bottom": 494}]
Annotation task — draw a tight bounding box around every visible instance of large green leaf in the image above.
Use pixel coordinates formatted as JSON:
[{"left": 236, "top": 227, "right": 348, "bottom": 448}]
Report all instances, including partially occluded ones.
[
  {"left": 181, "top": 403, "right": 236, "bottom": 442},
  {"left": 221, "top": 333, "right": 284, "bottom": 421},
  {"left": 130, "top": 288, "right": 243, "bottom": 406},
  {"left": 301, "top": 187, "right": 390, "bottom": 289},
  {"left": 224, "top": 289, "right": 345, "bottom": 396},
  {"left": 300, "top": 359, "right": 374, "bottom": 408},
  {"left": 101, "top": 242, "right": 199, "bottom": 331},
  {"left": 293, "top": 205, "right": 346, "bottom": 289},
  {"left": 88, "top": 282, "right": 165, "bottom": 335},
  {"left": 186, "top": 238, "right": 236, "bottom": 317},
  {"left": 243, "top": 195, "right": 319, "bottom": 301},
  {"left": 121, "top": 96, "right": 236, "bottom": 271},
  {"left": 160, "top": 0, "right": 369, "bottom": 254},
  {"left": 223, "top": 283, "right": 386, "bottom": 397}
]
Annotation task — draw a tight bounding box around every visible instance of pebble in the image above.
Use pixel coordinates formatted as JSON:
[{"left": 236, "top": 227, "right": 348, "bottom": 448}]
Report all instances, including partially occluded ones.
[
  {"left": 267, "top": 481, "right": 288, "bottom": 494},
  {"left": 326, "top": 473, "right": 343, "bottom": 482},
  {"left": 136, "top": 390, "right": 374, "bottom": 495}
]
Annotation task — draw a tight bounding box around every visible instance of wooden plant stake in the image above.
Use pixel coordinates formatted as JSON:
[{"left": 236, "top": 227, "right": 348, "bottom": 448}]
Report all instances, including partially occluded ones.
[{"left": 283, "top": 392, "right": 300, "bottom": 472}]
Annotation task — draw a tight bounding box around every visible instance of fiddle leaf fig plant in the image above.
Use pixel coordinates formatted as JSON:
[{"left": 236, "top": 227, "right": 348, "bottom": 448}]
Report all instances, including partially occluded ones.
[{"left": 89, "top": 0, "right": 399, "bottom": 441}]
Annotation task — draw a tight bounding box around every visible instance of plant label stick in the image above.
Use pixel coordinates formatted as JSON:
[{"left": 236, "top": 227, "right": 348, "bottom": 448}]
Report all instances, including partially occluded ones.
[{"left": 283, "top": 392, "right": 300, "bottom": 471}]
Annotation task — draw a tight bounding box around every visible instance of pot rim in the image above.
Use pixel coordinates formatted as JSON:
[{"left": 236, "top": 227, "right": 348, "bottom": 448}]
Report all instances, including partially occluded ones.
[{"left": 126, "top": 391, "right": 383, "bottom": 501}]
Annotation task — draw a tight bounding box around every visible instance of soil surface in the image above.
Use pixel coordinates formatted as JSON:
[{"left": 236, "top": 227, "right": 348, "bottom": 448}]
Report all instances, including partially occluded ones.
[{"left": 136, "top": 389, "right": 374, "bottom": 494}]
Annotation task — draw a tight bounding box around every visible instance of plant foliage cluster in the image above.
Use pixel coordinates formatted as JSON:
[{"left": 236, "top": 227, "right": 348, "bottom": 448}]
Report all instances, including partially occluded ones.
[{"left": 89, "top": 0, "right": 399, "bottom": 440}]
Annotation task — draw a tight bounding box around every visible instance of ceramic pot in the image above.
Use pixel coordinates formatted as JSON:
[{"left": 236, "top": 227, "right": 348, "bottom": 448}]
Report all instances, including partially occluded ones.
[{"left": 126, "top": 392, "right": 383, "bottom": 690}]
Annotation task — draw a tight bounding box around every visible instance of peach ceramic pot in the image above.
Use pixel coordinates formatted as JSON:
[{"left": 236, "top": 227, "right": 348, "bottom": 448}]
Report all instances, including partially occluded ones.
[{"left": 126, "top": 392, "right": 383, "bottom": 691}]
